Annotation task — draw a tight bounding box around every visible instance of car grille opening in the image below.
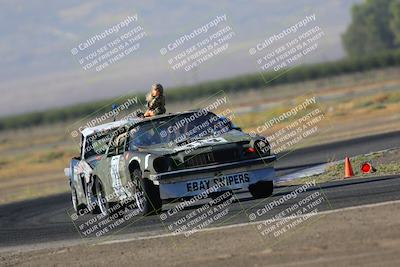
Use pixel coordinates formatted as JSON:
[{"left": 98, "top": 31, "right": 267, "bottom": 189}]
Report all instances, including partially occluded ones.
[{"left": 184, "top": 148, "right": 239, "bottom": 167}]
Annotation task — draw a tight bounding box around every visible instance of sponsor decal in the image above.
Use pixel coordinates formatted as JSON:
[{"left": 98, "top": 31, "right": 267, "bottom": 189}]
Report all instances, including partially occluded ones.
[
  {"left": 186, "top": 172, "right": 250, "bottom": 192},
  {"left": 110, "top": 155, "right": 132, "bottom": 199},
  {"left": 173, "top": 137, "right": 228, "bottom": 152}
]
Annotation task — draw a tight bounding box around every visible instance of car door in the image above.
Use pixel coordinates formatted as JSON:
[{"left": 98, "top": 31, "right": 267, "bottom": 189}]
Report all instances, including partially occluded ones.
[{"left": 105, "top": 133, "right": 132, "bottom": 201}]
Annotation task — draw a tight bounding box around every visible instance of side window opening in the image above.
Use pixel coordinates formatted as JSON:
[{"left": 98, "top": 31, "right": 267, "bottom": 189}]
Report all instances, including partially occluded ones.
[
  {"left": 107, "top": 132, "right": 127, "bottom": 157},
  {"left": 115, "top": 133, "right": 128, "bottom": 155}
]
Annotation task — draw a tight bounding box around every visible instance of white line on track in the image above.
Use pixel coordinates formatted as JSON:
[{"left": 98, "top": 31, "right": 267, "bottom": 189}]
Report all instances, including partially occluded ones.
[
  {"left": 2, "top": 198, "right": 399, "bottom": 253},
  {"left": 99, "top": 198, "right": 400, "bottom": 246}
]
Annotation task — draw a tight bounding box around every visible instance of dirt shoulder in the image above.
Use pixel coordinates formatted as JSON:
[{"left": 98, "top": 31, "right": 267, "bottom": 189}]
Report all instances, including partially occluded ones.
[
  {"left": 2, "top": 201, "right": 400, "bottom": 267},
  {"left": 281, "top": 147, "right": 400, "bottom": 186}
]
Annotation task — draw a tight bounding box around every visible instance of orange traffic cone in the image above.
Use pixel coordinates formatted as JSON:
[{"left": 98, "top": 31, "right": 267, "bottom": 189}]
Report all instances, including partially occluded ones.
[{"left": 344, "top": 157, "right": 354, "bottom": 178}]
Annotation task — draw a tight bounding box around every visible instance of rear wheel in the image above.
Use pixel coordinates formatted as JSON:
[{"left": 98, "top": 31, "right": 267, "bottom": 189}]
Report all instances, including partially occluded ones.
[
  {"left": 70, "top": 184, "right": 85, "bottom": 215},
  {"left": 249, "top": 181, "right": 274, "bottom": 199},
  {"left": 71, "top": 185, "right": 78, "bottom": 212},
  {"left": 131, "top": 168, "right": 162, "bottom": 216}
]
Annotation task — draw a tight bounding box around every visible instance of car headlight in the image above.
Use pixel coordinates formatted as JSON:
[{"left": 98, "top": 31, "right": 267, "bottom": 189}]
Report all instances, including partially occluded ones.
[{"left": 153, "top": 157, "right": 171, "bottom": 172}]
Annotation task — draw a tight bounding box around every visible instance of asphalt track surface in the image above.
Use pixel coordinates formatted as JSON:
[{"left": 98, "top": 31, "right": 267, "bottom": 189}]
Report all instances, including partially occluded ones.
[{"left": 0, "top": 131, "right": 399, "bottom": 249}]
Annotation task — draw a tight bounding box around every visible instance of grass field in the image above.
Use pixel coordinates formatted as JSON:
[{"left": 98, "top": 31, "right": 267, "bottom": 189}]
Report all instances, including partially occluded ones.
[{"left": 0, "top": 67, "right": 399, "bottom": 204}]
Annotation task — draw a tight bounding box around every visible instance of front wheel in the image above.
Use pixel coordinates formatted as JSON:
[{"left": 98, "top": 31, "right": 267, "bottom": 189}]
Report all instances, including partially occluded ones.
[
  {"left": 249, "top": 181, "right": 274, "bottom": 199},
  {"left": 131, "top": 169, "right": 162, "bottom": 216},
  {"left": 95, "top": 178, "right": 110, "bottom": 216}
]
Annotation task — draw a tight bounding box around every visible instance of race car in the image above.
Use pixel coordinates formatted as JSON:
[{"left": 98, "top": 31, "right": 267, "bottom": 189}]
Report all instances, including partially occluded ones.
[{"left": 65, "top": 110, "right": 276, "bottom": 216}]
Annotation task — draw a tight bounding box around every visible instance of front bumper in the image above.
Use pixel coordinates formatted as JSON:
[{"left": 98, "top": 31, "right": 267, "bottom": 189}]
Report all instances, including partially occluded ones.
[
  {"left": 150, "top": 155, "right": 276, "bottom": 181},
  {"left": 155, "top": 155, "right": 276, "bottom": 199}
]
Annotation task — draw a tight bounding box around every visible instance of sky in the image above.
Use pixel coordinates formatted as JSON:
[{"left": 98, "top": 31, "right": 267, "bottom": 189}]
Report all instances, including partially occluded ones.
[{"left": 0, "top": 0, "right": 362, "bottom": 116}]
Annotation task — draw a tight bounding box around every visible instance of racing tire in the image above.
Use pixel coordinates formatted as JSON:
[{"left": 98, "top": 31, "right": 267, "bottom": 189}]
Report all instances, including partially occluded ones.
[
  {"left": 94, "top": 178, "right": 111, "bottom": 216},
  {"left": 131, "top": 169, "right": 162, "bottom": 216},
  {"left": 249, "top": 181, "right": 274, "bottom": 199},
  {"left": 70, "top": 184, "right": 85, "bottom": 215}
]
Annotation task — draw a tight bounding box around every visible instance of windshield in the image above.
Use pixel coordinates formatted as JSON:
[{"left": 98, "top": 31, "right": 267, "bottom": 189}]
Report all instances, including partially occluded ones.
[{"left": 128, "top": 112, "right": 232, "bottom": 148}]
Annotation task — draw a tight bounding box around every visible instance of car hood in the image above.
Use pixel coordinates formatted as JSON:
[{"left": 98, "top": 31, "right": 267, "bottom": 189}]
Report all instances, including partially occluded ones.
[{"left": 138, "top": 129, "right": 252, "bottom": 155}]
